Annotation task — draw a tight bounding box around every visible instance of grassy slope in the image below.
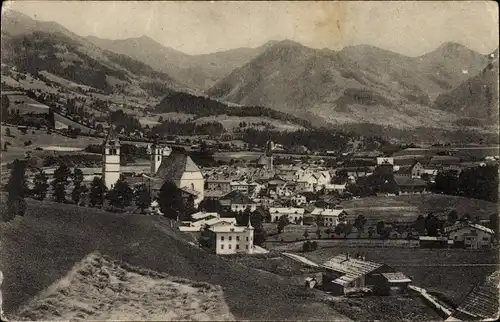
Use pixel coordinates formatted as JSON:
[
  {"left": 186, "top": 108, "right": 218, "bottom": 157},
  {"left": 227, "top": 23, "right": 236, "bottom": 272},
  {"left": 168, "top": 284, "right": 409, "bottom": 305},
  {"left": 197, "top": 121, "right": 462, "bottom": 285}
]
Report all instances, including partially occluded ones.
[{"left": 0, "top": 198, "right": 347, "bottom": 320}]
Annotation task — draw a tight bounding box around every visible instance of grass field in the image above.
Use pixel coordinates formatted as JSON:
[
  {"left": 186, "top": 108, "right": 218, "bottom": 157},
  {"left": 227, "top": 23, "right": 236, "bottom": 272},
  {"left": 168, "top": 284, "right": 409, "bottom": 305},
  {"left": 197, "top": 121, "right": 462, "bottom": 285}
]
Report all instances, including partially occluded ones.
[
  {"left": 0, "top": 198, "right": 348, "bottom": 321},
  {"left": 339, "top": 194, "right": 498, "bottom": 225},
  {"left": 298, "top": 246, "right": 498, "bottom": 307}
]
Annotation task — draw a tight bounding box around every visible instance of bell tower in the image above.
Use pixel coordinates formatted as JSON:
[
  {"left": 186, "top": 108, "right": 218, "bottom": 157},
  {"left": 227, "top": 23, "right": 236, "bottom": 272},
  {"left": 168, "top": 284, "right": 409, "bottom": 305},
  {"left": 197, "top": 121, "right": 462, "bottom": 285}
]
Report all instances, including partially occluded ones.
[
  {"left": 150, "top": 140, "right": 164, "bottom": 176},
  {"left": 102, "top": 125, "right": 120, "bottom": 189}
]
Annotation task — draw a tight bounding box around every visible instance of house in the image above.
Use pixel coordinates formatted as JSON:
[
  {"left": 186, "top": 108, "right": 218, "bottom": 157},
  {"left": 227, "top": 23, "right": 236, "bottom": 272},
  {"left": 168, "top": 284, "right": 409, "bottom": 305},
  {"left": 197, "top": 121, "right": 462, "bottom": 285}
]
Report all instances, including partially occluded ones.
[
  {"left": 377, "top": 157, "right": 394, "bottom": 165},
  {"left": 230, "top": 180, "right": 260, "bottom": 196},
  {"left": 178, "top": 213, "right": 237, "bottom": 232},
  {"left": 291, "top": 194, "right": 307, "bottom": 206},
  {"left": 269, "top": 207, "right": 305, "bottom": 224},
  {"left": 206, "top": 179, "right": 232, "bottom": 193},
  {"left": 321, "top": 254, "right": 410, "bottom": 296},
  {"left": 219, "top": 190, "right": 257, "bottom": 213},
  {"left": 394, "top": 176, "right": 428, "bottom": 194},
  {"left": 324, "top": 183, "right": 347, "bottom": 194},
  {"left": 309, "top": 208, "right": 347, "bottom": 227},
  {"left": 206, "top": 219, "right": 255, "bottom": 255},
  {"left": 444, "top": 222, "right": 495, "bottom": 249},
  {"left": 305, "top": 277, "right": 318, "bottom": 289}
]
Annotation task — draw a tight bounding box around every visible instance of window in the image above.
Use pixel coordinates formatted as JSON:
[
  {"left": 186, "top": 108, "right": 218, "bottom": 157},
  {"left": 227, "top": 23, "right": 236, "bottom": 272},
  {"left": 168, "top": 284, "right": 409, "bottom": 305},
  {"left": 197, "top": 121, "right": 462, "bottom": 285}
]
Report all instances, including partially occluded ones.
[
  {"left": 229, "top": 244, "right": 232, "bottom": 249},
  {"left": 236, "top": 245, "right": 240, "bottom": 249},
  {"left": 157, "top": 156, "right": 160, "bottom": 161},
  {"left": 221, "top": 236, "right": 224, "bottom": 241},
  {"left": 482, "top": 237, "right": 489, "bottom": 241},
  {"left": 229, "top": 236, "right": 232, "bottom": 241},
  {"left": 236, "top": 236, "right": 240, "bottom": 241},
  {"left": 246, "top": 237, "right": 249, "bottom": 241},
  {"left": 221, "top": 244, "right": 224, "bottom": 249},
  {"left": 246, "top": 245, "right": 249, "bottom": 249}
]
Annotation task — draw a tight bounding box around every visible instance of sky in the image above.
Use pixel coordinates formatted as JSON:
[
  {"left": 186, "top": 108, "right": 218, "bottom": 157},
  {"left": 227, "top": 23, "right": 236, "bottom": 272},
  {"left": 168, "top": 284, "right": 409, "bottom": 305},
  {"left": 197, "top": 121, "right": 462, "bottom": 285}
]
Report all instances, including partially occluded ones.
[{"left": 4, "top": 0, "right": 499, "bottom": 56}]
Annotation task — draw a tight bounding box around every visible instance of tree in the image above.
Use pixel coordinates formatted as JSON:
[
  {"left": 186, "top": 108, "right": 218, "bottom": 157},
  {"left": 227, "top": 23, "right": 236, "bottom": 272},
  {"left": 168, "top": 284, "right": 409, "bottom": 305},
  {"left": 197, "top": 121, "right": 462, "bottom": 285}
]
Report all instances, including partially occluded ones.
[
  {"left": 311, "top": 241, "right": 318, "bottom": 251},
  {"left": 316, "top": 226, "right": 322, "bottom": 239},
  {"left": 5, "top": 127, "right": 11, "bottom": 137},
  {"left": 354, "top": 214, "right": 367, "bottom": 231},
  {"left": 72, "top": 184, "right": 88, "bottom": 205},
  {"left": 3, "top": 142, "right": 8, "bottom": 152},
  {"left": 4, "top": 159, "right": 27, "bottom": 221},
  {"left": 71, "top": 168, "right": 84, "bottom": 187},
  {"left": 106, "top": 175, "right": 133, "bottom": 208},
  {"left": 424, "top": 213, "right": 439, "bottom": 236},
  {"left": 51, "top": 163, "right": 71, "bottom": 203},
  {"left": 447, "top": 210, "right": 458, "bottom": 224},
  {"left": 302, "top": 241, "right": 311, "bottom": 252},
  {"left": 376, "top": 221, "right": 387, "bottom": 239},
  {"left": 158, "top": 181, "right": 184, "bottom": 219},
  {"left": 31, "top": 170, "right": 49, "bottom": 200},
  {"left": 277, "top": 215, "right": 289, "bottom": 233},
  {"left": 303, "top": 230, "right": 309, "bottom": 239},
  {"left": 134, "top": 183, "right": 151, "bottom": 213},
  {"left": 489, "top": 213, "right": 498, "bottom": 238},
  {"left": 89, "top": 176, "right": 107, "bottom": 207},
  {"left": 413, "top": 214, "right": 426, "bottom": 235}
]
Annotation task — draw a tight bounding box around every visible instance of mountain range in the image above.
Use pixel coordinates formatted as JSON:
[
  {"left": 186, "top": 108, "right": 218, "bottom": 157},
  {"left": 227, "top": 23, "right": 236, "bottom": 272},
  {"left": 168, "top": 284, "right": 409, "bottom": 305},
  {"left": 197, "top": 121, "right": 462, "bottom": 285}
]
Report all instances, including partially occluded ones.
[{"left": 1, "top": 9, "right": 498, "bottom": 134}]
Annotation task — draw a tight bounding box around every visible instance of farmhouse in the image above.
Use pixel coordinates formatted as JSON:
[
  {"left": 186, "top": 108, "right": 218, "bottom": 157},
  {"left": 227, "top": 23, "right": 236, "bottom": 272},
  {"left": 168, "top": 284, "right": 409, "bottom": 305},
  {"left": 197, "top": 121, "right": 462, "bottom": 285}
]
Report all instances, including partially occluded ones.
[
  {"left": 444, "top": 222, "right": 495, "bottom": 249},
  {"left": 269, "top": 207, "right": 305, "bottom": 224},
  {"left": 320, "top": 254, "right": 411, "bottom": 296},
  {"left": 309, "top": 208, "right": 347, "bottom": 227}
]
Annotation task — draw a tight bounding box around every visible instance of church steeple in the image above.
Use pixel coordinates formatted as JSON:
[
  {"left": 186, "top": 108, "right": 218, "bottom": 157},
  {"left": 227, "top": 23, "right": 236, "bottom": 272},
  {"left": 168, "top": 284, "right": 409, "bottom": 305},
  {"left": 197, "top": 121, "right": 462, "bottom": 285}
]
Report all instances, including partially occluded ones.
[{"left": 102, "top": 125, "right": 120, "bottom": 189}]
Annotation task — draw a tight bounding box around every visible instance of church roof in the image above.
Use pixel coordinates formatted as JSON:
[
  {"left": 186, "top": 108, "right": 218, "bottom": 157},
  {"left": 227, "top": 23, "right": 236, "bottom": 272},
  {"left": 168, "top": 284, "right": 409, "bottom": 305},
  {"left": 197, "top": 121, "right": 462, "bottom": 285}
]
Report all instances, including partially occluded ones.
[
  {"left": 257, "top": 155, "right": 269, "bottom": 165},
  {"left": 151, "top": 153, "right": 201, "bottom": 190},
  {"left": 103, "top": 125, "right": 119, "bottom": 147}
]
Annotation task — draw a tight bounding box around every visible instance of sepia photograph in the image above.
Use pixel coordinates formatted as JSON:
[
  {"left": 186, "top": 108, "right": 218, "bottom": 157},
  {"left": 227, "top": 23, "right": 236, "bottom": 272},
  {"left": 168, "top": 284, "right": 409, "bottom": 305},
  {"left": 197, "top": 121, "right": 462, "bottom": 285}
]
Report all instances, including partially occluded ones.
[{"left": 0, "top": 0, "right": 498, "bottom": 321}]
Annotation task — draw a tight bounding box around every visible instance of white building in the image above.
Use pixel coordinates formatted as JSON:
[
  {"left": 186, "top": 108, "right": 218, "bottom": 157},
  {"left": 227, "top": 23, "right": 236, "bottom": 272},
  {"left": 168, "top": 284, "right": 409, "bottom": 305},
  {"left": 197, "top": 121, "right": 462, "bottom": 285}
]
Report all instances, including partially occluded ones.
[
  {"left": 269, "top": 207, "right": 305, "bottom": 224},
  {"left": 102, "top": 127, "right": 121, "bottom": 189},
  {"left": 207, "top": 218, "right": 255, "bottom": 255},
  {"left": 310, "top": 208, "right": 346, "bottom": 227},
  {"left": 324, "top": 183, "right": 347, "bottom": 194},
  {"left": 178, "top": 212, "right": 237, "bottom": 232},
  {"left": 445, "top": 222, "right": 495, "bottom": 249},
  {"left": 377, "top": 157, "right": 394, "bottom": 165}
]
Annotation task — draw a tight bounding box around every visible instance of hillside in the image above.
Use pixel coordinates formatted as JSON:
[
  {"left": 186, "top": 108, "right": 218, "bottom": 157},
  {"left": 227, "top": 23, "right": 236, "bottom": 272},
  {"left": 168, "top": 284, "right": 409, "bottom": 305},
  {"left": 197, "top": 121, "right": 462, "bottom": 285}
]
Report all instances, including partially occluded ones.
[
  {"left": 433, "top": 49, "right": 499, "bottom": 124},
  {"left": 0, "top": 198, "right": 345, "bottom": 320},
  {"left": 207, "top": 40, "right": 490, "bottom": 129},
  {"left": 1, "top": 10, "right": 182, "bottom": 95},
  {"left": 153, "top": 89, "right": 312, "bottom": 128},
  {"left": 86, "top": 35, "right": 266, "bottom": 91}
]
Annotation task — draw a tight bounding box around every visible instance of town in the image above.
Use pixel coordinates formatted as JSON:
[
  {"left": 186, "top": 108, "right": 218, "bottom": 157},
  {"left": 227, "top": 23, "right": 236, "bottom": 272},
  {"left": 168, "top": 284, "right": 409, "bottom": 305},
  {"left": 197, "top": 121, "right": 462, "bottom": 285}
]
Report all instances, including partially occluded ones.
[{"left": 1, "top": 2, "right": 499, "bottom": 322}]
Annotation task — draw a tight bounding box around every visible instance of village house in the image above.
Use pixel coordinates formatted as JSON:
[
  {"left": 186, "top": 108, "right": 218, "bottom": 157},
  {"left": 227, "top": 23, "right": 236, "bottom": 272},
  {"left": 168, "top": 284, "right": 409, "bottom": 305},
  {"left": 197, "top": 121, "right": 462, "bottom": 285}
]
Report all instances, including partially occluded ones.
[
  {"left": 218, "top": 190, "right": 258, "bottom": 213},
  {"left": 324, "top": 183, "right": 347, "bottom": 194},
  {"left": 320, "top": 254, "right": 411, "bottom": 296},
  {"left": 291, "top": 194, "right": 307, "bottom": 206},
  {"left": 178, "top": 215, "right": 237, "bottom": 232},
  {"left": 394, "top": 176, "right": 428, "bottom": 194},
  {"left": 269, "top": 207, "right": 305, "bottom": 224},
  {"left": 230, "top": 180, "right": 260, "bottom": 196},
  {"left": 206, "top": 179, "right": 232, "bottom": 193},
  {"left": 376, "top": 157, "right": 394, "bottom": 165},
  {"left": 444, "top": 222, "right": 495, "bottom": 249},
  {"left": 310, "top": 208, "right": 347, "bottom": 227},
  {"left": 206, "top": 219, "right": 255, "bottom": 255}
]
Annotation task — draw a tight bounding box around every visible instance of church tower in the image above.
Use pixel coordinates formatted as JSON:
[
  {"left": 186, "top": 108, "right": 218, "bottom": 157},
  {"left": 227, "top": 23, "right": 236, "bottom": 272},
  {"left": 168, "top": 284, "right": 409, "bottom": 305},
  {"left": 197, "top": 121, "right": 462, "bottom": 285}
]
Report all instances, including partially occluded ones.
[
  {"left": 265, "top": 140, "right": 274, "bottom": 171},
  {"left": 102, "top": 126, "right": 120, "bottom": 189},
  {"left": 246, "top": 216, "right": 255, "bottom": 254},
  {"left": 149, "top": 138, "right": 172, "bottom": 176}
]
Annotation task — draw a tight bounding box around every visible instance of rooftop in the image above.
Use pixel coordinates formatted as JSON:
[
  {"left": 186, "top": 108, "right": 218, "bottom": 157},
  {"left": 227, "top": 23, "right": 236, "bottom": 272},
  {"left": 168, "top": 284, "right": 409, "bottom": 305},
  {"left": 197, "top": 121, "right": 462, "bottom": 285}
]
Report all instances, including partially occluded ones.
[{"left": 322, "top": 254, "right": 384, "bottom": 285}]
